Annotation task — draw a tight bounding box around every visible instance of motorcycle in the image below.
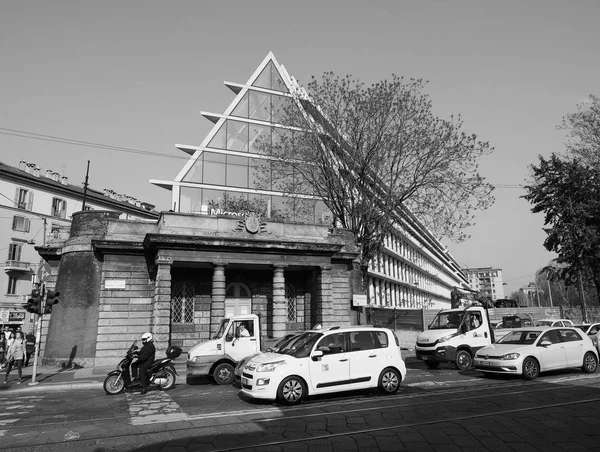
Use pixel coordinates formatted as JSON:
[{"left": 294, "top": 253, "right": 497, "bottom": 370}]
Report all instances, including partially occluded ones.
[{"left": 103, "top": 341, "right": 182, "bottom": 395}]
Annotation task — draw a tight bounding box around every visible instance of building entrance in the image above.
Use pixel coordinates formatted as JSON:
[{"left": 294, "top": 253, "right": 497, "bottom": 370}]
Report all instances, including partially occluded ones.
[{"left": 225, "top": 282, "right": 251, "bottom": 317}]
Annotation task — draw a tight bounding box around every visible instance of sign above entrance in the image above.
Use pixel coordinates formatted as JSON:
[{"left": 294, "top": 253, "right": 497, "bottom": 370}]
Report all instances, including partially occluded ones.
[
  {"left": 352, "top": 294, "right": 368, "bottom": 307},
  {"left": 105, "top": 279, "right": 127, "bottom": 290}
]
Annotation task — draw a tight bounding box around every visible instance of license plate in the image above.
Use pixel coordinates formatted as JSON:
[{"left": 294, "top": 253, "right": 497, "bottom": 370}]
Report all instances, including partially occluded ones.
[
  {"left": 242, "top": 377, "right": 248, "bottom": 385},
  {"left": 421, "top": 356, "right": 430, "bottom": 361},
  {"left": 482, "top": 361, "right": 492, "bottom": 366}
]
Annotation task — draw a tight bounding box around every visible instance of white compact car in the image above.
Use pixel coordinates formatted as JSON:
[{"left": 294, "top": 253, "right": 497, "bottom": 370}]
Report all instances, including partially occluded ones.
[
  {"left": 474, "top": 326, "right": 598, "bottom": 380},
  {"left": 240, "top": 327, "right": 407, "bottom": 405}
]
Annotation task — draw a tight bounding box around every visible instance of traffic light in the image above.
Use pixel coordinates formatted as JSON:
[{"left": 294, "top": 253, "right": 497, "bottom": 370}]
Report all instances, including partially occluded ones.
[
  {"left": 45, "top": 290, "right": 60, "bottom": 314},
  {"left": 22, "top": 289, "right": 42, "bottom": 315}
]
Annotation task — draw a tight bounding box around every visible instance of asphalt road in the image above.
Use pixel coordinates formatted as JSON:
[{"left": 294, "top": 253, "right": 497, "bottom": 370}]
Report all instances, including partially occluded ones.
[{"left": 1, "top": 359, "right": 599, "bottom": 451}]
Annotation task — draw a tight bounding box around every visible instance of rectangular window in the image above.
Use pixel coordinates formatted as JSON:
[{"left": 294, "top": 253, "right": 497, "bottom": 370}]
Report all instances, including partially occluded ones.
[
  {"left": 51, "top": 198, "right": 67, "bottom": 218},
  {"left": 15, "top": 187, "right": 33, "bottom": 210},
  {"left": 7, "top": 276, "right": 18, "bottom": 295},
  {"left": 8, "top": 243, "right": 22, "bottom": 261},
  {"left": 12, "top": 216, "right": 31, "bottom": 232}
]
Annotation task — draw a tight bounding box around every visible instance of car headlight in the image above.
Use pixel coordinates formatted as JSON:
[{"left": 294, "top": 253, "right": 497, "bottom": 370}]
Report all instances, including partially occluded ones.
[
  {"left": 256, "top": 360, "right": 286, "bottom": 372},
  {"left": 190, "top": 356, "right": 202, "bottom": 363},
  {"left": 501, "top": 353, "right": 520, "bottom": 360},
  {"left": 438, "top": 334, "right": 455, "bottom": 344}
]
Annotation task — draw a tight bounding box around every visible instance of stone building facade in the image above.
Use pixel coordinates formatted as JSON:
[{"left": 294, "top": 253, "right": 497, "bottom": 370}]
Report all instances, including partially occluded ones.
[{"left": 39, "top": 210, "right": 359, "bottom": 367}]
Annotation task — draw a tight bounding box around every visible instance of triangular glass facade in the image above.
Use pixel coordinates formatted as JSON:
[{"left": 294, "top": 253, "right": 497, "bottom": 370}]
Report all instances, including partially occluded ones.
[{"left": 175, "top": 53, "right": 329, "bottom": 224}]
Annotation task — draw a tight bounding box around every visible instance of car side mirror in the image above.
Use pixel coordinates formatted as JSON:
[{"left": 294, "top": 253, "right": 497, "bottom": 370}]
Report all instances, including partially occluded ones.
[
  {"left": 540, "top": 340, "right": 552, "bottom": 347},
  {"left": 225, "top": 333, "right": 234, "bottom": 343},
  {"left": 311, "top": 350, "right": 324, "bottom": 361}
]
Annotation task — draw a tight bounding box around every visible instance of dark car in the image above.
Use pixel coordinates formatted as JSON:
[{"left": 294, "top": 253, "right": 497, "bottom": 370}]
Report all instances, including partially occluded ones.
[{"left": 494, "top": 299, "right": 523, "bottom": 308}]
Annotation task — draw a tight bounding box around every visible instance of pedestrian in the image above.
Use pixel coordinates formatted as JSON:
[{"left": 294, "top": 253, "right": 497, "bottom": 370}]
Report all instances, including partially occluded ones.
[
  {"left": 131, "top": 332, "right": 155, "bottom": 394},
  {"left": 0, "top": 332, "right": 6, "bottom": 367},
  {"left": 6, "top": 331, "right": 14, "bottom": 350},
  {"left": 4, "top": 331, "right": 26, "bottom": 384},
  {"left": 25, "top": 330, "right": 36, "bottom": 367}
]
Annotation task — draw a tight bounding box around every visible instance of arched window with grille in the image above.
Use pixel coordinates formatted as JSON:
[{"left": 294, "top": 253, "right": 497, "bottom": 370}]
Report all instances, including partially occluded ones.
[
  {"left": 171, "top": 280, "right": 195, "bottom": 324},
  {"left": 286, "top": 283, "right": 297, "bottom": 322}
]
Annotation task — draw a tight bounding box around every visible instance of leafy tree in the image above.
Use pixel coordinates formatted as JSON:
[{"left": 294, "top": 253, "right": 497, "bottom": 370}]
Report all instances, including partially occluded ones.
[
  {"left": 523, "top": 155, "right": 600, "bottom": 303},
  {"left": 258, "top": 73, "right": 495, "bottom": 288},
  {"left": 559, "top": 94, "right": 600, "bottom": 168}
]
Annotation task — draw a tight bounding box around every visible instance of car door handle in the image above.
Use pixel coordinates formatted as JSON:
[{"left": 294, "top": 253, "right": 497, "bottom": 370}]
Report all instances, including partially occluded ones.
[
  {"left": 369, "top": 355, "right": 377, "bottom": 358},
  {"left": 250, "top": 339, "right": 256, "bottom": 341},
  {"left": 339, "top": 358, "right": 348, "bottom": 362}
]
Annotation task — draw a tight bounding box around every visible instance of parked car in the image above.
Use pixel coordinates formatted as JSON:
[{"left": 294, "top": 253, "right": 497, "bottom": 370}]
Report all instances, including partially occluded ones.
[
  {"left": 534, "top": 319, "right": 574, "bottom": 327},
  {"left": 240, "top": 326, "right": 406, "bottom": 405},
  {"left": 574, "top": 323, "right": 600, "bottom": 348},
  {"left": 474, "top": 326, "right": 598, "bottom": 380},
  {"left": 234, "top": 332, "right": 303, "bottom": 381}
]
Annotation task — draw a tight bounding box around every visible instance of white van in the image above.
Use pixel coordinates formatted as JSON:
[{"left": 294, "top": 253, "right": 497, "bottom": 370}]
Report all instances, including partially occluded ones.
[{"left": 415, "top": 306, "right": 493, "bottom": 370}]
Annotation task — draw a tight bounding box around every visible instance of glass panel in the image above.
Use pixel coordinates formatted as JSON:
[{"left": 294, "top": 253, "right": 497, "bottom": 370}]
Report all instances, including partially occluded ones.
[
  {"left": 180, "top": 186, "right": 203, "bottom": 213},
  {"left": 249, "top": 158, "right": 271, "bottom": 190},
  {"left": 270, "top": 195, "right": 289, "bottom": 221},
  {"left": 226, "top": 120, "right": 249, "bottom": 152},
  {"left": 231, "top": 92, "right": 249, "bottom": 118},
  {"left": 248, "top": 91, "right": 271, "bottom": 121},
  {"left": 248, "top": 193, "right": 269, "bottom": 216},
  {"left": 249, "top": 124, "right": 271, "bottom": 155},
  {"left": 182, "top": 157, "right": 204, "bottom": 183},
  {"left": 203, "top": 152, "right": 226, "bottom": 185},
  {"left": 271, "top": 127, "right": 293, "bottom": 154},
  {"left": 224, "top": 192, "right": 248, "bottom": 214},
  {"left": 203, "top": 188, "right": 226, "bottom": 213},
  {"left": 271, "top": 94, "right": 290, "bottom": 124},
  {"left": 271, "top": 64, "right": 287, "bottom": 92},
  {"left": 208, "top": 123, "right": 226, "bottom": 149},
  {"left": 226, "top": 155, "right": 249, "bottom": 188},
  {"left": 252, "top": 62, "right": 271, "bottom": 89}
]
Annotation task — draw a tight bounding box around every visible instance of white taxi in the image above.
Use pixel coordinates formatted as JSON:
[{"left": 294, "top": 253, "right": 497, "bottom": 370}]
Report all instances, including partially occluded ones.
[{"left": 240, "top": 327, "right": 406, "bottom": 405}]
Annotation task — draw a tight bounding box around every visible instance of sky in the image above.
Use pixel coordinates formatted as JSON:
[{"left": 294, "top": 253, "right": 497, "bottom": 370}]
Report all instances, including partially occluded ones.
[{"left": 1, "top": 1, "right": 599, "bottom": 295}]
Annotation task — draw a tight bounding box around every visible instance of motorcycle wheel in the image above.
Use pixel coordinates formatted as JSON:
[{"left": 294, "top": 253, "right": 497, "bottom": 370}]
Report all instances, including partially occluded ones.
[
  {"left": 103, "top": 375, "right": 125, "bottom": 395},
  {"left": 157, "top": 368, "right": 176, "bottom": 391}
]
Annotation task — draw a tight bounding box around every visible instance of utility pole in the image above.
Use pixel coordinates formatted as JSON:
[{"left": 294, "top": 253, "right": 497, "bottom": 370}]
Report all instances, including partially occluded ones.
[
  {"left": 81, "top": 160, "right": 90, "bottom": 211},
  {"left": 547, "top": 279, "right": 553, "bottom": 307},
  {"left": 578, "top": 270, "right": 588, "bottom": 323},
  {"left": 30, "top": 218, "right": 47, "bottom": 386}
]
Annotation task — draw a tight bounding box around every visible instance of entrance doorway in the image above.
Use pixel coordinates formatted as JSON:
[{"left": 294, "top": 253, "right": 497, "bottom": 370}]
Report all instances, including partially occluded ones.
[{"left": 225, "top": 282, "right": 251, "bottom": 317}]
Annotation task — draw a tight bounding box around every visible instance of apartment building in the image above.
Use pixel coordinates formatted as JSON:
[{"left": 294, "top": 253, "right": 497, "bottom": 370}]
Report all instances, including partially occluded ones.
[
  {"left": 464, "top": 266, "right": 506, "bottom": 301},
  {"left": 0, "top": 160, "right": 159, "bottom": 330}
]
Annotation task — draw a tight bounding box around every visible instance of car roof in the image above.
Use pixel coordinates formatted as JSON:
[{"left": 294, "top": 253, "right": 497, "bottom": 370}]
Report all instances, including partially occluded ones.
[{"left": 502, "top": 326, "right": 579, "bottom": 332}]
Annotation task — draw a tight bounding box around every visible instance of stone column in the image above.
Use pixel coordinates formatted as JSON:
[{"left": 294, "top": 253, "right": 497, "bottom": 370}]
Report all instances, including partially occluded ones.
[
  {"left": 153, "top": 255, "right": 172, "bottom": 354},
  {"left": 272, "top": 265, "right": 287, "bottom": 338},
  {"left": 210, "top": 262, "right": 227, "bottom": 336},
  {"left": 317, "top": 265, "right": 333, "bottom": 329}
]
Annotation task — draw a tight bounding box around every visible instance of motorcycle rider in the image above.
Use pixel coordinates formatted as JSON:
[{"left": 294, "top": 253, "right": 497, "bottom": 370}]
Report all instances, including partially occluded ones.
[{"left": 131, "top": 332, "right": 155, "bottom": 394}]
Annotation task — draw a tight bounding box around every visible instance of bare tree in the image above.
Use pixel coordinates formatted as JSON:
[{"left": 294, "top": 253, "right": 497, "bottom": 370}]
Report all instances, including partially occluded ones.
[
  {"left": 258, "top": 73, "right": 495, "bottom": 287},
  {"left": 559, "top": 94, "right": 600, "bottom": 168}
]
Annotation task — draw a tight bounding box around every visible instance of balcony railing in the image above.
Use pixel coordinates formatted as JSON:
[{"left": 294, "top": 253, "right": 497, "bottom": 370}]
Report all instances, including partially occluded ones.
[{"left": 4, "top": 260, "right": 32, "bottom": 272}]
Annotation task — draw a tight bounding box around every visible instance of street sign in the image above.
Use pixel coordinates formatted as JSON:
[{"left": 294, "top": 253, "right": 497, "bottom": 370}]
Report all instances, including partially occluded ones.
[
  {"left": 352, "top": 294, "right": 368, "bottom": 307},
  {"left": 36, "top": 262, "right": 51, "bottom": 283}
]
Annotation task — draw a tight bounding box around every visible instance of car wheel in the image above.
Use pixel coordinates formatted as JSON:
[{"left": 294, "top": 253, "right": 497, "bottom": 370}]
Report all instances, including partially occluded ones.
[
  {"left": 277, "top": 376, "right": 306, "bottom": 405},
  {"left": 522, "top": 357, "right": 540, "bottom": 380},
  {"left": 378, "top": 368, "right": 401, "bottom": 395},
  {"left": 424, "top": 361, "right": 440, "bottom": 369},
  {"left": 455, "top": 350, "right": 473, "bottom": 371},
  {"left": 582, "top": 352, "right": 598, "bottom": 373},
  {"left": 213, "top": 363, "right": 235, "bottom": 385}
]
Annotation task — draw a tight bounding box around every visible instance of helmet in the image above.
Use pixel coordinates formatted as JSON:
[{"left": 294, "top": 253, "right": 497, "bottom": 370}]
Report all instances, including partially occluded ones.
[{"left": 141, "top": 332, "right": 153, "bottom": 342}]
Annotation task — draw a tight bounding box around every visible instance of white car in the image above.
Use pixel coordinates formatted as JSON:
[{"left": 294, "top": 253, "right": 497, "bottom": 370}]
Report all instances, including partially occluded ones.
[
  {"left": 534, "top": 319, "right": 574, "bottom": 327},
  {"left": 474, "top": 326, "right": 598, "bottom": 380},
  {"left": 240, "top": 327, "right": 407, "bottom": 405}
]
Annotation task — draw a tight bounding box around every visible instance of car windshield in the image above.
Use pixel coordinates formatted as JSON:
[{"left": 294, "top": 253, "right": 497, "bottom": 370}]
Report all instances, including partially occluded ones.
[
  {"left": 429, "top": 311, "right": 467, "bottom": 330},
  {"left": 213, "top": 319, "right": 229, "bottom": 339},
  {"left": 277, "top": 332, "right": 322, "bottom": 358},
  {"left": 496, "top": 330, "right": 541, "bottom": 345},
  {"left": 534, "top": 320, "right": 553, "bottom": 327},
  {"left": 268, "top": 334, "right": 302, "bottom": 352}
]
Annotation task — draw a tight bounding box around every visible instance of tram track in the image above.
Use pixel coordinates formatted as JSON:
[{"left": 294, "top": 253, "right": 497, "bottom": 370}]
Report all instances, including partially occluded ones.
[{"left": 4, "top": 376, "right": 600, "bottom": 451}]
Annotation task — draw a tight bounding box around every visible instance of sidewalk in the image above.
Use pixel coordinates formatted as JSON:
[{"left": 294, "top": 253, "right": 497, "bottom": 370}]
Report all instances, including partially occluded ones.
[{"left": 0, "top": 358, "right": 189, "bottom": 392}]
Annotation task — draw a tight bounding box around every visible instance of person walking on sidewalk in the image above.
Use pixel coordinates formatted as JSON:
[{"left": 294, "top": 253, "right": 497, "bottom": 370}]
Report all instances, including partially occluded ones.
[
  {"left": 4, "top": 331, "right": 26, "bottom": 384},
  {"left": 24, "top": 330, "right": 36, "bottom": 367},
  {"left": 0, "top": 332, "right": 6, "bottom": 368}
]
